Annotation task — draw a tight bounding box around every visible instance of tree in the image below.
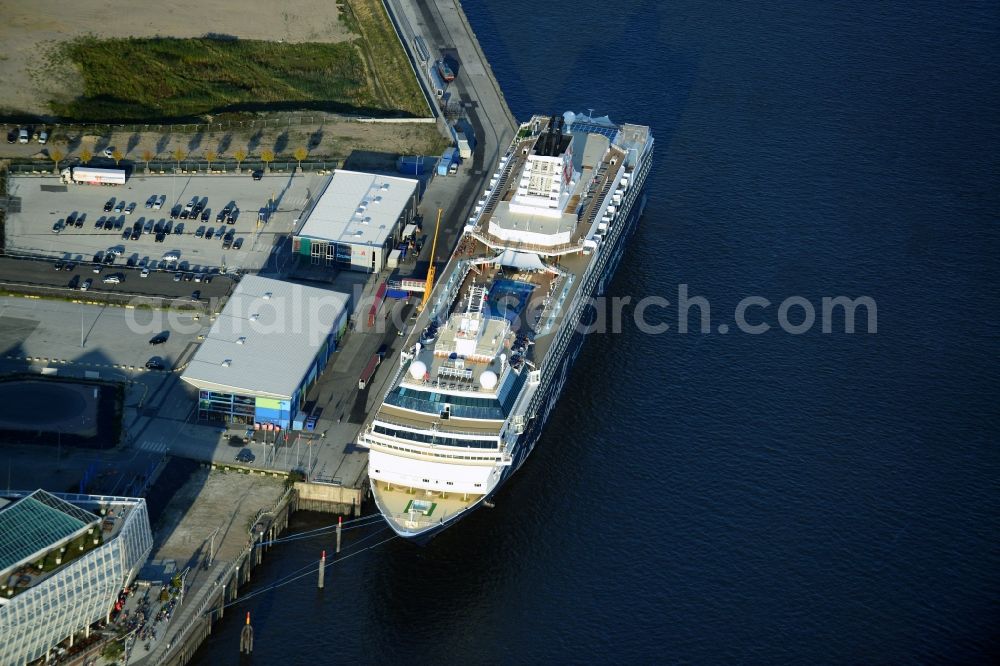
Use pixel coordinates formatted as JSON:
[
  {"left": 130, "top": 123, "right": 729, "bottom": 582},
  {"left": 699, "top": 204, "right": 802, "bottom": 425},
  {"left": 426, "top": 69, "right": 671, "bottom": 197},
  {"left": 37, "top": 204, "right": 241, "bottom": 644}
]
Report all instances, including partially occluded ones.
[
  {"left": 101, "top": 640, "right": 124, "bottom": 661},
  {"left": 80, "top": 148, "right": 93, "bottom": 164},
  {"left": 49, "top": 148, "right": 64, "bottom": 174},
  {"left": 234, "top": 148, "right": 247, "bottom": 172},
  {"left": 293, "top": 146, "right": 308, "bottom": 171},
  {"left": 205, "top": 149, "right": 217, "bottom": 172},
  {"left": 261, "top": 148, "right": 275, "bottom": 172},
  {"left": 141, "top": 149, "right": 154, "bottom": 170},
  {"left": 172, "top": 148, "right": 186, "bottom": 171},
  {"left": 112, "top": 149, "right": 123, "bottom": 165}
]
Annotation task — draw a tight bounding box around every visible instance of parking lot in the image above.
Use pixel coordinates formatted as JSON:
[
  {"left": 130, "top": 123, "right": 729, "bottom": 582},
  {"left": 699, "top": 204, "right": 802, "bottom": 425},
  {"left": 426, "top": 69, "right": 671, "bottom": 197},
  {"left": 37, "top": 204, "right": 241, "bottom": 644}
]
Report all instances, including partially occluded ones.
[
  {"left": 0, "top": 295, "right": 206, "bottom": 373},
  {"left": 6, "top": 171, "right": 327, "bottom": 274}
]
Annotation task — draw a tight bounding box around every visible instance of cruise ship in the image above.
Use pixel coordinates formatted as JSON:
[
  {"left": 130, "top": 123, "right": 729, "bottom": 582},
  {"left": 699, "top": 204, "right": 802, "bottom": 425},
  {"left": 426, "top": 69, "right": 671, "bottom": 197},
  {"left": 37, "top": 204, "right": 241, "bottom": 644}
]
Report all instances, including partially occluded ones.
[{"left": 358, "top": 112, "right": 654, "bottom": 541}]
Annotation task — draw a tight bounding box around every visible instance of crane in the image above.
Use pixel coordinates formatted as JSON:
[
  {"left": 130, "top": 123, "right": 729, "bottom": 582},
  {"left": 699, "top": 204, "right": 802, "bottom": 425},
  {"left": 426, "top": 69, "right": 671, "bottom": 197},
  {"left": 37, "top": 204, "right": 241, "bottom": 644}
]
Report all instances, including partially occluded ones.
[{"left": 418, "top": 208, "right": 443, "bottom": 312}]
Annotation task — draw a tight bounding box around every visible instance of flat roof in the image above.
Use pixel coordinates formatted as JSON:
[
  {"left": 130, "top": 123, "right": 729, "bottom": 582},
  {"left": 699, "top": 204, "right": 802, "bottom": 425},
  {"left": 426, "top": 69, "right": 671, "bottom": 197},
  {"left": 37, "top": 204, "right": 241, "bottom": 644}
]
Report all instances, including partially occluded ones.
[
  {"left": 0, "top": 490, "right": 99, "bottom": 576},
  {"left": 297, "top": 169, "right": 418, "bottom": 247},
  {"left": 181, "top": 276, "right": 349, "bottom": 399}
]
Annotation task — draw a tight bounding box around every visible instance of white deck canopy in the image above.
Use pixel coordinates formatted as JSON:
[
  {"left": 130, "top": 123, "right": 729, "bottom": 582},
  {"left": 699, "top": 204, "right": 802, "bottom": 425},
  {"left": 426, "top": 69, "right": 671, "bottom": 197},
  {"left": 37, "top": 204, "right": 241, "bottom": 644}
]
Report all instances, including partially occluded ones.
[{"left": 496, "top": 249, "right": 545, "bottom": 271}]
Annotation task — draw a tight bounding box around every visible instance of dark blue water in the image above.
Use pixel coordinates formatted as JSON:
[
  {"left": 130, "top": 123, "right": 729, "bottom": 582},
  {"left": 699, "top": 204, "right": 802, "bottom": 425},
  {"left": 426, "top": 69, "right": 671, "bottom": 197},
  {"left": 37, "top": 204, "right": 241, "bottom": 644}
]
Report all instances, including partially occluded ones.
[{"left": 194, "top": 1, "right": 1000, "bottom": 661}]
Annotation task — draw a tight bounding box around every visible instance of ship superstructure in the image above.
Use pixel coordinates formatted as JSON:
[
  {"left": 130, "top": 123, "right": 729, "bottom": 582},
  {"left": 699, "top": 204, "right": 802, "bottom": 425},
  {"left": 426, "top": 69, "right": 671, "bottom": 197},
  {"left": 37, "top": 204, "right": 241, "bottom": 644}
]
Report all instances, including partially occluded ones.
[{"left": 359, "top": 112, "right": 653, "bottom": 540}]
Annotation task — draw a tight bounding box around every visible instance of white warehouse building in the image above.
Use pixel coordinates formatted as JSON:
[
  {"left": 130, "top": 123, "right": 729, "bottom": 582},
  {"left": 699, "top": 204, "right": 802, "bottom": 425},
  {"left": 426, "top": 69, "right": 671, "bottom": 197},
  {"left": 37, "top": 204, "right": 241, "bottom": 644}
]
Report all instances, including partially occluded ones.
[{"left": 292, "top": 169, "right": 419, "bottom": 272}]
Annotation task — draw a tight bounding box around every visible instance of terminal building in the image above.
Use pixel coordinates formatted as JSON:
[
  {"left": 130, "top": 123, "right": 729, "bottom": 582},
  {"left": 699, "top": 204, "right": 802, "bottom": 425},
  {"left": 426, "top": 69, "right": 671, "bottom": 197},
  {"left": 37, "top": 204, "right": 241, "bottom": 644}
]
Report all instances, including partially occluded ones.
[
  {"left": 181, "top": 275, "right": 350, "bottom": 430},
  {"left": 0, "top": 490, "right": 153, "bottom": 665},
  {"left": 292, "top": 169, "right": 419, "bottom": 272}
]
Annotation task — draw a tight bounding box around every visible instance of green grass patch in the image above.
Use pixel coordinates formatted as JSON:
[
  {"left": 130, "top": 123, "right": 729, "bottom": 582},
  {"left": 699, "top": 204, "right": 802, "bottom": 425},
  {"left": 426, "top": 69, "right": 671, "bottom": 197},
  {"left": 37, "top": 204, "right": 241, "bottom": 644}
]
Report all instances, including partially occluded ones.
[{"left": 51, "top": 1, "right": 428, "bottom": 122}]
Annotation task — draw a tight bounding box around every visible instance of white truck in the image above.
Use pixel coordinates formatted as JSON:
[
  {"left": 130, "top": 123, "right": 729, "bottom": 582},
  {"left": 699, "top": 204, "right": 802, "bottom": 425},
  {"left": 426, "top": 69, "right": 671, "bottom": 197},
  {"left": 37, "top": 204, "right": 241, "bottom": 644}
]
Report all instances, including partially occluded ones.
[{"left": 60, "top": 166, "right": 127, "bottom": 186}]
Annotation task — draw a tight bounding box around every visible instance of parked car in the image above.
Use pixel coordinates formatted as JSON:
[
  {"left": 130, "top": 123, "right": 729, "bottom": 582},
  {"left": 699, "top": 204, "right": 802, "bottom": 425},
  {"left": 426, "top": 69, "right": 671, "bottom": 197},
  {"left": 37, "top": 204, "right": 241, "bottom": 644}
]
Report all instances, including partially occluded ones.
[
  {"left": 65, "top": 262, "right": 75, "bottom": 272},
  {"left": 227, "top": 211, "right": 239, "bottom": 224},
  {"left": 126, "top": 256, "right": 137, "bottom": 267},
  {"left": 54, "top": 261, "right": 64, "bottom": 271},
  {"left": 52, "top": 222, "right": 63, "bottom": 234},
  {"left": 130, "top": 228, "right": 141, "bottom": 241},
  {"left": 164, "top": 221, "right": 173, "bottom": 234},
  {"left": 103, "top": 147, "right": 115, "bottom": 158},
  {"left": 191, "top": 290, "right": 201, "bottom": 300},
  {"left": 18, "top": 129, "right": 29, "bottom": 144},
  {"left": 155, "top": 232, "right": 166, "bottom": 243},
  {"left": 144, "top": 220, "right": 154, "bottom": 234},
  {"left": 38, "top": 130, "right": 48, "bottom": 145},
  {"left": 125, "top": 203, "right": 136, "bottom": 215},
  {"left": 154, "top": 195, "right": 166, "bottom": 210},
  {"left": 114, "top": 217, "right": 125, "bottom": 230},
  {"left": 235, "top": 448, "right": 256, "bottom": 463},
  {"left": 102, "top": 274, "right": 122, "bottom": 284},
  {"left": 179, "top": 209, "right": 190, "bottom": 220},
  {"left": 149, "top": 334, "right": 168, "bottom": 345},
  {"left": 170, "top": 206, "right": 181, "bottom": 220},
  {"left": 185, "top": 198, "right": 197, "bottom": 211},
  {"left": 6, "top": 129, "right": 17, "bottom": 144},
  {"left": 80, "top": 278, "right": 92, "bottom": 291},
  {"left": 204, "top": 227, "right": 214, "bottom": 240},
  {"left": 122, "top": 229, "right": 131, "bottom": 240},
  {"left": 233, "top": 237, "right": 244, "bottom": 250},
  {"left": 114, "top": 201, "right": 125, "bottom": 213},
  {"left": 66, "top": 212, "right": 77, "bottom": 226},
  {"left": 145, "top": 358, "right": 165, "bottom": 370},
  {"left": 201, "top": 208, "right": 211, "bottom": 222},
  {"left": 173, "top": 273, "right": 182, "bottom": 282},
  {"left": 216, "top": 211, "right": 226, "bottom": 223},
  {"left": 141, "top": 268, "right": 150, "bottom": 278},
  {"left": 174, "top": 223, "right": 184, "bottom": 235},
  {"left": 104, "top": 198, "right": 116, "bottom": 212},
  {"left": 194, "top": 226, "right": 205, "bottom": 238},
  {"left": 145, "top": 196, "right": 157, "bottom": 209},
  {"left": 74, "top": 215, "right": 84, "bottom": 228},
  {"left": 251, "top": 170, "right": 263, "bottom": 181}
]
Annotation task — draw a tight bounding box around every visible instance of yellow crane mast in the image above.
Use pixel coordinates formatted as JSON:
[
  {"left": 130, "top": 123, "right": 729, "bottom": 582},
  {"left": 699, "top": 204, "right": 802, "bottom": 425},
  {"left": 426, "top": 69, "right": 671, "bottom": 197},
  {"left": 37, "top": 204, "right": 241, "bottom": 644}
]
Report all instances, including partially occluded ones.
[{"left": 418, "top": 208, "right": 443, "bottom": 312}]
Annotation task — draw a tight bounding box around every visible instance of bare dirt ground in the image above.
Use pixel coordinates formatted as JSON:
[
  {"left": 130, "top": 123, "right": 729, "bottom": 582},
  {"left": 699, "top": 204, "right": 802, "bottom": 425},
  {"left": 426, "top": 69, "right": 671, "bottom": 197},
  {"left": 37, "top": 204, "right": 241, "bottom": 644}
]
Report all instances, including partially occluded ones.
[
  {"left": 151, "top": 468, "right": 285, "bottom": 564},
  {"left": 0, "top": 0, "right": 353, "bottom": 117}
]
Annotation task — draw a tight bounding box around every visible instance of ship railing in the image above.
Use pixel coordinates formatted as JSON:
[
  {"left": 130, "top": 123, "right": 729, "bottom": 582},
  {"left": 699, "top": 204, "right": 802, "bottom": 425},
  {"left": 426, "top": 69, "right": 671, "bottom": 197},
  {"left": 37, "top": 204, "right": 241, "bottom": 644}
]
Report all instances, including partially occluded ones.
[{"left": 372, "top": 414, "right": 503, "bottom": 440}]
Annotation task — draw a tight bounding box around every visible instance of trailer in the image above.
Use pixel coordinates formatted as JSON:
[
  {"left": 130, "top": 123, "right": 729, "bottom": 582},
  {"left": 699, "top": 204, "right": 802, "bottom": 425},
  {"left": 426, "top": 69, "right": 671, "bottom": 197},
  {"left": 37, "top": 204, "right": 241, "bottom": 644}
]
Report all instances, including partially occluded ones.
[
  {"left": 60, "top": 166, "right": 127, "bottom": 186},
  {"left": 386, "top": 248, "right": 402, "bottom": 269},
  {"left": 455, "top": 130, "right": 473, "bottom": 159},
  {"left": 358, "top": 354, "right": 381, "bottom": 390},
  {"left": 402, "top": 223, "right": 417, "bottom": 240}
]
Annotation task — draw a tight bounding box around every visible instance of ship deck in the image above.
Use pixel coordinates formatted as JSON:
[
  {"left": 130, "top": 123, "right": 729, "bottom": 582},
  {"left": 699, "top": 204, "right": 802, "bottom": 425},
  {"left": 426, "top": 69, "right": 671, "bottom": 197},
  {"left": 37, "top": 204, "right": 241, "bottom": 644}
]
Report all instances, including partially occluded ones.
[{"left": 373, "top": 480, "right": 481, "bottom": 531}]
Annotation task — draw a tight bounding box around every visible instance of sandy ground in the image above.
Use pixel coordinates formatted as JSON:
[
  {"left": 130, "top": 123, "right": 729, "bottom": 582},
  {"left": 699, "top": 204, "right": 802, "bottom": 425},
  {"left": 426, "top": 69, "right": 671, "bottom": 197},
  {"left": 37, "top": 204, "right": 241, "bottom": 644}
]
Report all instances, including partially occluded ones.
[
  {"left": 151, "top": 467, "right": 285, "bottom": 564},
  {"left": 0, "top": 0, "right": 352, "bottom": 116}
]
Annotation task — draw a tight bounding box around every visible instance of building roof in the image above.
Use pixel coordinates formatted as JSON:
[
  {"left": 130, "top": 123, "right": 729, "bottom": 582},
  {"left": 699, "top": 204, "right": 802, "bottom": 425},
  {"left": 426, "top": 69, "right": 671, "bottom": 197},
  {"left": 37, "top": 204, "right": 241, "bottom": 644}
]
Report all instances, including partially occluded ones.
[
  {"left": 0, "top": 490, "right": 99, "bottom": 575},
  {"left": 181, "top": 276, "right": 350, "bottom": 399},
  {"left": 297, "top": 169, "right": 418, "bottom": 247}
]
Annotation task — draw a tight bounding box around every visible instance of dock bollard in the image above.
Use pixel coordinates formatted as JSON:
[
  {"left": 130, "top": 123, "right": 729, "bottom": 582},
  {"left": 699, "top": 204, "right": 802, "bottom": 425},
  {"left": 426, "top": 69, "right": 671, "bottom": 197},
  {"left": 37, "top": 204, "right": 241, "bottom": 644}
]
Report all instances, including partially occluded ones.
[
  {"left": 318, "top": 550, "right": 326, "bottom": 589},
  {"left": 336, "top": 516, "right": 342, "bottom": 554},
  {"left": 240, "top": 612, "right": 253, "bottom": 655}
]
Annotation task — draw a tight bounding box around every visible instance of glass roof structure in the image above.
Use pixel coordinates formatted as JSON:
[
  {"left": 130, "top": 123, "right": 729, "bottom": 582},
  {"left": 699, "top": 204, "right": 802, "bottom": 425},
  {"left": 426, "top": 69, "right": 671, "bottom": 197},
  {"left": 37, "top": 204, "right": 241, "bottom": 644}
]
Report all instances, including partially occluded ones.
[
  {"left": 0, "top": 490, "right": 99, "bottom": 574},
  {"left": 568, "top": 120, "right": 620, "bottom": 142}
]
